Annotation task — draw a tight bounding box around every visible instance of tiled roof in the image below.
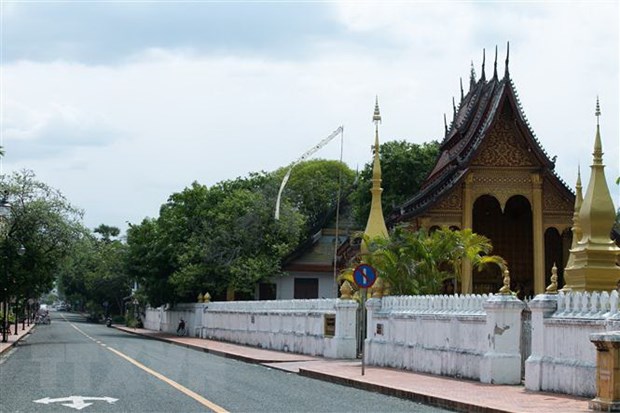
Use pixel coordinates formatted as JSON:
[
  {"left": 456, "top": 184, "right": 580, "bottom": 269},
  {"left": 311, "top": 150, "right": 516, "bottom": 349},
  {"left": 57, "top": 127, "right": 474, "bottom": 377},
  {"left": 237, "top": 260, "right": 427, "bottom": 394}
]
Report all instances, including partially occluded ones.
[{"left": 393, "top": 66, "right": 573, "bottom": 222}]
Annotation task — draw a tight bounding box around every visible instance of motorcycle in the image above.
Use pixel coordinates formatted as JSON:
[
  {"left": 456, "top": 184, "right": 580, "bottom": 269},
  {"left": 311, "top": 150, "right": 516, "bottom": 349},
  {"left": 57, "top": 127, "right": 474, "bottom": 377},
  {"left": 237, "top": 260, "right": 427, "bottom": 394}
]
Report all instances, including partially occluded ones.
[{"left": 105, "top": 317, "right": 112, "bottom": 327}]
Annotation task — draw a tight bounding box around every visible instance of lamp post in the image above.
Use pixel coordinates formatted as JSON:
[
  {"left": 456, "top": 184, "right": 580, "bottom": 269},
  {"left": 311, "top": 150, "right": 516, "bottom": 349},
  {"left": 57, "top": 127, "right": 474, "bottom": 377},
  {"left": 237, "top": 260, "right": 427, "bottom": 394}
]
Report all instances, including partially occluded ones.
[
  {"left": 0, "top": 193, "right": 11, "bottom": 343},
  {"left": 12, "top": 244, "right": 25, "bottom": 335}
]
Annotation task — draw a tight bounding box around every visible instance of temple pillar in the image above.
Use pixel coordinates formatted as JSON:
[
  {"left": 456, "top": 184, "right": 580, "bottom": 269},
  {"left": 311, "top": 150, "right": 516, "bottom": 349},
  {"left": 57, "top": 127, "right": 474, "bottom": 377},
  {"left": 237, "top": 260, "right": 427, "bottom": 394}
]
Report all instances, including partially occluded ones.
[
  {"left": 531, "top": 173, "right": 545, "bottom": 295},
  {"left": 462, "top": 174, "right": 474, "bottom": 294}
]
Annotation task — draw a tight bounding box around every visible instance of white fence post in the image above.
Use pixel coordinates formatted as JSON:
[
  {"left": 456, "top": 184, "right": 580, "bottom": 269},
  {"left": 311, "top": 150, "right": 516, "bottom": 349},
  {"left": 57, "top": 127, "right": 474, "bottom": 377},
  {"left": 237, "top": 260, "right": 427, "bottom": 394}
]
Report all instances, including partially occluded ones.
[
  {"left": 524, "top": 293, "right": 558, "bottom": 391},
  {"left": 327, "top": 299, "right": 358, "bottom": 358},
  {"left": 480, "top": 294, "right": 525, "bottom": 384}
]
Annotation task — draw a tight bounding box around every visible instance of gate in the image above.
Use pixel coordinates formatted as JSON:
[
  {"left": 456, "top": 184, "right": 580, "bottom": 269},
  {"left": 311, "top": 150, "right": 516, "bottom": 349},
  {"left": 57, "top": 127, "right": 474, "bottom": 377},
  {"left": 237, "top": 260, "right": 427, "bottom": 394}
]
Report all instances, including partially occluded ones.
[{"left": 520, "top": 302, "right": 532, "bottom": 380}]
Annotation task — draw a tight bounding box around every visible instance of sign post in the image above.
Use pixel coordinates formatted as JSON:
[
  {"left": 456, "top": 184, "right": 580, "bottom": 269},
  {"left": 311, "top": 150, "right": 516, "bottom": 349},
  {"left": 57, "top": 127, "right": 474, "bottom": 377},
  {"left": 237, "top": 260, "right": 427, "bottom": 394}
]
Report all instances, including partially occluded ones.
[{"left": 353, "top": 264, "right": 377, "bottom": 376}]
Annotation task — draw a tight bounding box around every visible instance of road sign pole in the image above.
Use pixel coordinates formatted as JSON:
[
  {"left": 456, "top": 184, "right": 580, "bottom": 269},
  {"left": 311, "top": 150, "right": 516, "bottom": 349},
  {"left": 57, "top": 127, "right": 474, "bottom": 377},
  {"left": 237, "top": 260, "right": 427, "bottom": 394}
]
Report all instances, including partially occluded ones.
[
  {"left": 352, "top": 264, "right": 377, "bottom": 377},
  {"left": 361, "top": 288, "right": 366, "bottom": 376}
]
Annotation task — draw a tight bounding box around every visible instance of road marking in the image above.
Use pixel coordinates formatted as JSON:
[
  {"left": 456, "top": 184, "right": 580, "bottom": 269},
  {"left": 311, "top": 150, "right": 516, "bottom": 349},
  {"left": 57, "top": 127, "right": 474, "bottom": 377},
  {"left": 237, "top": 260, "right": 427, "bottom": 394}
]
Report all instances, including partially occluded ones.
[
  {"left": 106, "top": 346, "right": 229, "bottom": 413},
  {"left": 68, "top": 320, "right": 228, "bottom": 413},
  {"left": 34, "top": 396, "right": 118, "bottom": 411}
]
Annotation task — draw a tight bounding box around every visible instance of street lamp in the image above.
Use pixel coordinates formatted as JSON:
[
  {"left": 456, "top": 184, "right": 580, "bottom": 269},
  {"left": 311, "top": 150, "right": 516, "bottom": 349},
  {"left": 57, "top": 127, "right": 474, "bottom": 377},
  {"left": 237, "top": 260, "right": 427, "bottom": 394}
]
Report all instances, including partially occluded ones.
[
  {"left": 0, "top": 193, "right": 11, "bottom": 343},
  {"left": 12, "top": 244, "right": 25, "bottom": 335}
]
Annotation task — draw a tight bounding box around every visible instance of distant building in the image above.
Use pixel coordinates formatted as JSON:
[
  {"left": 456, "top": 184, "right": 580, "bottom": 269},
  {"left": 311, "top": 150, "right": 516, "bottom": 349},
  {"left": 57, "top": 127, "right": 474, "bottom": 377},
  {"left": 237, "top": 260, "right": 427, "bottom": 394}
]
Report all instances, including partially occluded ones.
[{"left": 263, "top": 203, "right": 358, "bottom": 300}]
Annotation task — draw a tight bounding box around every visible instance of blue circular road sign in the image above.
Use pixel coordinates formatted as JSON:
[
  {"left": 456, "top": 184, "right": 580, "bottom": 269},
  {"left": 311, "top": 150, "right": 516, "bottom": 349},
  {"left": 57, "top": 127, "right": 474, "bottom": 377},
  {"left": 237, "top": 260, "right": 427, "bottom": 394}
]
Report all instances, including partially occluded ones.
[{"left": 353, "top": 264, "right": 377, "bottom": 289}]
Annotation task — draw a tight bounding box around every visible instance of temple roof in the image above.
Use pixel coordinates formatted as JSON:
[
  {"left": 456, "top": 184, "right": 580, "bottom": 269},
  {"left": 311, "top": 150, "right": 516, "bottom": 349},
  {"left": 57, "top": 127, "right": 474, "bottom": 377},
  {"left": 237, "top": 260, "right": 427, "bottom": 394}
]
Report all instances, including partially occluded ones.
[{"left": 395, "top": 49, "right": 574, "bottom": 221}]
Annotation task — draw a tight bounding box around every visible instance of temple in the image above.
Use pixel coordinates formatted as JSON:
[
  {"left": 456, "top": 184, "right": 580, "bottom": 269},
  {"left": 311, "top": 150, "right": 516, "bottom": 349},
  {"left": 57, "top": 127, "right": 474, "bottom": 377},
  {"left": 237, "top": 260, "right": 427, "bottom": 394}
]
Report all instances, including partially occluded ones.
[{"left": 391, "top": 45, "right": 575, "bottom": 295}]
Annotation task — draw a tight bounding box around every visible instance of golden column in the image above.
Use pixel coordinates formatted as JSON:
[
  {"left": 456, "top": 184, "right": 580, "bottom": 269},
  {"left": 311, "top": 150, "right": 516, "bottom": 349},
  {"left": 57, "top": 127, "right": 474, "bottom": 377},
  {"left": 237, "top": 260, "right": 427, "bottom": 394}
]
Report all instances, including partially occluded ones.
[
  {"left": 564, "top": 99, "right": 620, "bottom": 291},
  {"left": 461, "top": 173, "right": 474, "bottom": 294},
  {"left": 362, "top": 97, "right": 389, "bottom": 251},
  {"left": 531, "top": 173, "right": 545, "bottom": 294}
]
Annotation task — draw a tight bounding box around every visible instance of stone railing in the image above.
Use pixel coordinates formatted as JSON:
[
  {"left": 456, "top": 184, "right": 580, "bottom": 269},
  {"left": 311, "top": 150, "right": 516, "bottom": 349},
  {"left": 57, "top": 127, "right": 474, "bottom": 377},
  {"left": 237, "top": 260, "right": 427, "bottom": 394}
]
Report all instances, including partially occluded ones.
[
  {"left": 553, "top": 290, "right": 619, "bottom": 318},
  {"left": 206, "top": 299, "right": 340, "bottom": 312},
  {"left": 380, "top": 294, "right": 489, "bottom": 314}
]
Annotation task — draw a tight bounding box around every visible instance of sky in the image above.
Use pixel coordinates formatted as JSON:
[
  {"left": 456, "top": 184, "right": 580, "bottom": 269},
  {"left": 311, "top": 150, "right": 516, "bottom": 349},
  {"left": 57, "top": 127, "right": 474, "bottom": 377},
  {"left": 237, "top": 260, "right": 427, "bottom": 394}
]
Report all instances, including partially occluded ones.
[{"left": 1, "top": 1, "right": 619, "bottom": 234}]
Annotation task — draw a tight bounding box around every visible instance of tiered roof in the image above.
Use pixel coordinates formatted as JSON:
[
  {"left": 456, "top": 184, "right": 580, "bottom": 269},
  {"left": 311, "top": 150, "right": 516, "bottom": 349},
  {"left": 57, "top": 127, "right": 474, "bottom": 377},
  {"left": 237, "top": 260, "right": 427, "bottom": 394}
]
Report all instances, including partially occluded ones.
[{"left": 395, "top": 45, "right": 574, "bottom": 221}]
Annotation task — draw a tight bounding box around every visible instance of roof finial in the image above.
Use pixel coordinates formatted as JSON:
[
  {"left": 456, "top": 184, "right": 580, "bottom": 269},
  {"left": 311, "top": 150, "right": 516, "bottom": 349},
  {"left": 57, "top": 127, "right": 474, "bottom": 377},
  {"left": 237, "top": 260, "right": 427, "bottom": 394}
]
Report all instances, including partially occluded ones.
[
  {"left": 504, "top": 41, "right": 510, "bottom": 78},
  {"left": 481, "top": 48, "right": 486, "bottom": 81},
  {"left": 452, "top": 96, "right": 457, "bottom": 119},
  {"left": 593, "top": 97, "right": 602, "bottom": 164},
  {"left": 493, "top": 45, "right": 498, "bottom": 79},
  {"left": 459, "top": 77, "right": 464, "bottom": 101},
  {"left": 373, "top": 95, "right": 381, "bottom": 124},
  {"left": 469, "top": 61, "right": 476, "bottom": 90},
  {"left": 444, "top": 113, "right": 448, "bottom": 135}
]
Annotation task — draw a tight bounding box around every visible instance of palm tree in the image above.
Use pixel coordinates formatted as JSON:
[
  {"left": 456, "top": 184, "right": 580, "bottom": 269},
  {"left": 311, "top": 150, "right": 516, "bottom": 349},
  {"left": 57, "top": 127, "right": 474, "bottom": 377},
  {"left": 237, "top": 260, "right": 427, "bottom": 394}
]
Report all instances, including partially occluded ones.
[
  {"left": 435, "top": 227, "right": 506, "bottom": 292},
  {"left": 342, "top": 226, "right": 506, "bottom": 296}
]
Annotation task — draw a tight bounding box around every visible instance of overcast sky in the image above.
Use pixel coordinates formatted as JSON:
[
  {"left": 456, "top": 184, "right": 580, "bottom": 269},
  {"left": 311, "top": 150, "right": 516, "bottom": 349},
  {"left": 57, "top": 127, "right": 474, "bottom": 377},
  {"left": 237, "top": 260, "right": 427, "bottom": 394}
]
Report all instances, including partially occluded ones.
[{"left": 1, "top": 1, "right": 618, "bottom": 234}]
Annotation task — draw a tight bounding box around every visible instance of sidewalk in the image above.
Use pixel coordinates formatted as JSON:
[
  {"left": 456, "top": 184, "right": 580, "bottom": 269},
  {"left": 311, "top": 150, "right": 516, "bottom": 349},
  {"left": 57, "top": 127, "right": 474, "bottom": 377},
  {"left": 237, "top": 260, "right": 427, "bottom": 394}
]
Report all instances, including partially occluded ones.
[
  {"left": 115, "top": 326, "right": 591, "bottom": 413},
  {"left": 0, "top": 321, "right": 34, "bottom": 355}
]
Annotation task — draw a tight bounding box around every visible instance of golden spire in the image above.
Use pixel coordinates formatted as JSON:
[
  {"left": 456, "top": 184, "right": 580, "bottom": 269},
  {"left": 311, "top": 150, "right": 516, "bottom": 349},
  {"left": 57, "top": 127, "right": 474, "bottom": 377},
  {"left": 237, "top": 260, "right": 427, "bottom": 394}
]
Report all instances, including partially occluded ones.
[
  {"left": 363, "top": 97, "right": 389, "bottom": 250},
  {"left": 562, "top": 166, "right": 583, "bottom": 290},
  {"left": 564, "top": 98, "right": 620, "bottom": 291},
  {"left": 593, "top": 96, "right": 602, "bottom": 164},
  {"left": 578, "top": 98, "right": 615, "bottom": 244}
]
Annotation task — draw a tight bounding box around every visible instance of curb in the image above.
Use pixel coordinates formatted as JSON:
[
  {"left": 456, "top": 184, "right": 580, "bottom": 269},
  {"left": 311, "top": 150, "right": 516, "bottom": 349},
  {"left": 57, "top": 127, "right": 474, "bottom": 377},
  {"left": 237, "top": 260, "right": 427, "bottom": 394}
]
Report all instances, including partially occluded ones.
[
  {"left": 298, "top": 368, "right": 509, "bottom": 413},
  {"left": 0, "top": 326, "right": 34, "bottom": 355},
  {"left": 114, "top": 326, "right": 303, "bottom": 365}
]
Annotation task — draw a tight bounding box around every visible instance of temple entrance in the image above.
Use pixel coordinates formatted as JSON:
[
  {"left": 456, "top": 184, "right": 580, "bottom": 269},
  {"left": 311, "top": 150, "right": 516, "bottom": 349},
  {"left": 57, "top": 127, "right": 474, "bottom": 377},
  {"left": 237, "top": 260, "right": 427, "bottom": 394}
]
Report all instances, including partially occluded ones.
[{"left": 473, "top": 195, "right": 534, "bottom": 297}]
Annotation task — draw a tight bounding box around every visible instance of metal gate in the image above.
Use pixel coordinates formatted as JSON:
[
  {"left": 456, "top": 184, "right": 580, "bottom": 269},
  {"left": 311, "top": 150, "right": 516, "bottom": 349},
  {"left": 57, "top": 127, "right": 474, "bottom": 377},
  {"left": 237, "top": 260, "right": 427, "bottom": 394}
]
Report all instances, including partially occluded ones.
[{"left": 520, "top": 302, "right": 532, "bottom": 380}]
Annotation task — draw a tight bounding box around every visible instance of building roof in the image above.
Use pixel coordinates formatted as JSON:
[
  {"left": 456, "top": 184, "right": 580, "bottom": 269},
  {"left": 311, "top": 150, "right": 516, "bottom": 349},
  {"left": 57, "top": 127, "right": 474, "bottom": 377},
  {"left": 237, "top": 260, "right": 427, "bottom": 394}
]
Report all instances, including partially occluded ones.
[{"left": 394, "top": 48, "right": 574, "bottom": 221}]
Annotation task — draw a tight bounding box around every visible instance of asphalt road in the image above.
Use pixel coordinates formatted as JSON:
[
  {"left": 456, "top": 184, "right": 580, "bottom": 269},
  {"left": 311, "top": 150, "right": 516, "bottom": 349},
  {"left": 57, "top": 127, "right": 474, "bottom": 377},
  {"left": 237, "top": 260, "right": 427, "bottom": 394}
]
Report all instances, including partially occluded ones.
[{"left": 0, "top": 312, "right": 452, "bottom": 413}]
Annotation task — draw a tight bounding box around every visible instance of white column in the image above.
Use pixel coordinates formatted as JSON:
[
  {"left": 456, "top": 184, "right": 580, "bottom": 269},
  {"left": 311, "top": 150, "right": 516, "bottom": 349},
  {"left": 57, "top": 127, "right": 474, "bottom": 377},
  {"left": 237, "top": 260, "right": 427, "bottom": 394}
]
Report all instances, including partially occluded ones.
[
  {"left": 480, "top": 294, "right": 525, "bottom": 384},
  {"left": 524, "top": 294, "right": 557, "bottom": 391}
]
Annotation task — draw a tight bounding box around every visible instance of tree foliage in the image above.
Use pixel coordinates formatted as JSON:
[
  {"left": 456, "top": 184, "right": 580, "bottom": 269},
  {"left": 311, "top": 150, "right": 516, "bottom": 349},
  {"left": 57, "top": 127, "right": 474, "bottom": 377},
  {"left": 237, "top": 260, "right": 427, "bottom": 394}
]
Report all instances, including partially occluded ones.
[
  {"left": 125, "top": 160, "right": 352, "bottom": 306},
  {"left": 57, "top": 226, "right": 130, "bottom": 316},
  {"left": 350, "top": 140, "right": 440, "bottom": 225},
  {"left": 0, "top": 170, "right": 84, "bottom": 305},
  {"left": 343, "top": 226, "right": 506, "bottom": 296}
]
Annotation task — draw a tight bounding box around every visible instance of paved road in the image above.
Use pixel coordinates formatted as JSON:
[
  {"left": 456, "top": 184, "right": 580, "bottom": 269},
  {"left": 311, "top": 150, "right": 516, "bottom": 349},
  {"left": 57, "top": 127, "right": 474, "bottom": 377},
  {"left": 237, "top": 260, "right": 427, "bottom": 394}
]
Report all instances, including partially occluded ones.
[{"left": 0, "top": 312, "right": 452, "bottom": 412}]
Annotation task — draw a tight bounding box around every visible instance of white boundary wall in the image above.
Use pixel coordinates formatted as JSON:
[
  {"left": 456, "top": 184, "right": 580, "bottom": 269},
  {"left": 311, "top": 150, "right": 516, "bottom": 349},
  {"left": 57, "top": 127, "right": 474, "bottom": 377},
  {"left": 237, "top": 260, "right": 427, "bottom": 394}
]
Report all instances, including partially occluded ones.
[
  {"left": 143, "top": 303, "right": 206, "bottom": 336},
  {"left": 525, "top": 290, "right": 620, "bottom": 398},
  {"left": 143, "top": 299, "right": 358, "bottom": 359},
  {"left": 365, "top": 294, "right": 524, "bottom": 384},
  {"left": 203, "top": 299, "right": 357, "bottom": 358}
]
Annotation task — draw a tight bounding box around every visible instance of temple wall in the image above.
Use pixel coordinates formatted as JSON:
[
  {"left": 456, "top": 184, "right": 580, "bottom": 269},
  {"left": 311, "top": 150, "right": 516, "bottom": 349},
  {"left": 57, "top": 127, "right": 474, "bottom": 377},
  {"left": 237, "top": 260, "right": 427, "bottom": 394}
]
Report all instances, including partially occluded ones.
[
  {"left": 143, "top": 299, "right": 358, "bottom": 359},
  {"left": 525, "top": 290, "right": 620, "bottom": 398}
]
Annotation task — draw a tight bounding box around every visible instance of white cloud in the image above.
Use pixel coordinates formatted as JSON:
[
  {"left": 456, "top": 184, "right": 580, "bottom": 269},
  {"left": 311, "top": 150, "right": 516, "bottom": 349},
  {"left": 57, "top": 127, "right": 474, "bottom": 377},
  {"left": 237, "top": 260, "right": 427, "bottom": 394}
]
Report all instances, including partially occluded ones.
[{"left": 1, "top": 2, "right": 618, "bottom": 232}]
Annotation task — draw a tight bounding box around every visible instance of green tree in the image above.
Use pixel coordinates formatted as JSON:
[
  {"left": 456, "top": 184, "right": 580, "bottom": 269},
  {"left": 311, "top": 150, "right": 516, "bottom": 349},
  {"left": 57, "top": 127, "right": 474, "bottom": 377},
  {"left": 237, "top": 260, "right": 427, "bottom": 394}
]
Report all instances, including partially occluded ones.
[
  {"left": 94, "top": 224, "right": 121, "bottom": 242},
  {"left": 57, "top": 224, "right": 131, "bottom": 317},
  {"left": 275, "top": 159, "right": 356, "bottom": 230},
  {"left": 351, "top": 140, "right": 440, "bottom": 226},
  {"left": 0, "top": 170, "right": 84, "bottom": 310},
  {"left": 126, "top": 160, "right": 354, "bottom": 305},
  {"left": 350, "top": 226, "right": 505, "bottom": 296}
]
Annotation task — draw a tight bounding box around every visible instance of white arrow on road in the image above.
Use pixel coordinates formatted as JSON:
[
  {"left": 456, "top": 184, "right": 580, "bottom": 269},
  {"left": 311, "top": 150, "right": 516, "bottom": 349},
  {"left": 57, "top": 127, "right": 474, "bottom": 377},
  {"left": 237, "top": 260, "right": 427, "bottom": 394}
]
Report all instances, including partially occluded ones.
[{"left": 34, "top": 396, "right": 118, "bottom": 411}]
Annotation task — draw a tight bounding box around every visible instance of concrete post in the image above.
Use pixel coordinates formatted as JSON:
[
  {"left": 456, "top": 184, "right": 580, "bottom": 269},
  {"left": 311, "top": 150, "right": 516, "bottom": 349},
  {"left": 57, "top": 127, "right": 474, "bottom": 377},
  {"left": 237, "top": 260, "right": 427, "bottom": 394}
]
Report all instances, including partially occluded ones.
[
  {"left": 481, "top": 294, "right": 525, "bottom": 384},
  {"left": 365, "top": 298, "right": 382, "bottom": 364},
  {"left": 525, "top": 293, "right": 558, "bottom": 391},
  {"left": 327, "top": 300, "right": 358, "bottom": 359},
  {"left": 589, "top": 332, "right": 620, "bottom": 411}
]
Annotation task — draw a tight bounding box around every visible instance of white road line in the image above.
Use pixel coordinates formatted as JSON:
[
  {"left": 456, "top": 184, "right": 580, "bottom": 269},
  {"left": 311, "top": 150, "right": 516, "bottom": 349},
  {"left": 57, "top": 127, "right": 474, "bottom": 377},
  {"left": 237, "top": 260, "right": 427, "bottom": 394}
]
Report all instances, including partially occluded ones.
[{"left": 68, "top": 320, "right": 228, "bottom": 413}]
